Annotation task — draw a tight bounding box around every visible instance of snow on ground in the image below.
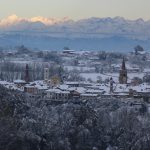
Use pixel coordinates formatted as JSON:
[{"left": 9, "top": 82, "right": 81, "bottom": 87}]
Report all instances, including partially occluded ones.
[
  {"left": 64, "top": 66, "right": 95, "bottom": 72},
  {"left": 80, "top": 73, "right": 145, "bottom": 83},
  {"left": 9, "top": 60, "right": 34, "bottom": 64},
  {"left": 80, "top": 73, "right": 109, "bottom": 82}
]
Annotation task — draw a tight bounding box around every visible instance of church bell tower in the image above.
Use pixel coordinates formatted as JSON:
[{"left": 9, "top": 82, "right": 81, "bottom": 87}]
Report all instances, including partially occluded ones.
[
  {"left": 25, "top": 64, "right": 30, "bottom": 83},
  {"left": 119, "top": 58, "right": 127, "bottom": 84}
]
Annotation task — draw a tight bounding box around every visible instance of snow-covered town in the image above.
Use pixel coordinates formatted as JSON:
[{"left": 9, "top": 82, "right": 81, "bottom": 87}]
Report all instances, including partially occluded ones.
[
  {"left": 1, "top": 0, "right": 150, "bottom": 149},
  {"left": 1, "top": 45, "right": 150, "bottom": 150},
  {"left": 1, "top": 46, "right": 150, "bottom": 102},
  {"left": 0, "top": 35, "right": 148, "bottom": 150}
]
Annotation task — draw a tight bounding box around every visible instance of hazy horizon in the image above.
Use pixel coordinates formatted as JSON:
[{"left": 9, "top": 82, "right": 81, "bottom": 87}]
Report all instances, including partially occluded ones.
[{"left": 1, "top": 14, "right": 150, "bottom": 22}]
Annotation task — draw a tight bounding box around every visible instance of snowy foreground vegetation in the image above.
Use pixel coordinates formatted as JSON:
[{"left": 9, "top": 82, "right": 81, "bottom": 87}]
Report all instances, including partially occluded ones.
[{"left": 0, "top": 85, "right": 150, "bottom": 150}]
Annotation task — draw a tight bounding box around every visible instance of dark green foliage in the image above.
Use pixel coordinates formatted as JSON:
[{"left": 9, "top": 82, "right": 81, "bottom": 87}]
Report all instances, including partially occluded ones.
[
  {"left": 63, "top": 47, "right": 70, "bottom": 50},
  {"left": 143, "top": 74, "right": 150, "bottom": 83},
  {"left": 0, "top": 86, "right": 150, "bottom": 150},
  {"left": 16, "top": 45, "right": 32, "bottom": 54},
  {"left": 44, "top": 52, "right": 62, "bottom": 63},
  {"left": 134, "top": 45, "right": 144, "bottom": 55}
]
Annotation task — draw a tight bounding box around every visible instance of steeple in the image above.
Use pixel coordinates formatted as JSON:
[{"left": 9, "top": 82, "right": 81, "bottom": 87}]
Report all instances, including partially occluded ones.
[
  {"left": 122, "top": 57, "right": 126, "bottom": 70},
  {"left": 119, "top": 58, "right": 127, "bottom": 84},
  {"left": 25, "top": 64, "right": 30, "bottom": 83}
]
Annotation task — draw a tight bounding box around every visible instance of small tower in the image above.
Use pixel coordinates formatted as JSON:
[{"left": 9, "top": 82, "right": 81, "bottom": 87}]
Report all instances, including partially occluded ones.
[
  {"left": 25, "top": 64, "right": 30, "bottom": 83},
  {"left": 110, "top": 77, "right": 114, "bottom": 93},
  {"left": 119, "top": 58, "right": 127, "bottom": 84},
  {"left": 44, "top": 68, "right": 49, "bottom": 81}
]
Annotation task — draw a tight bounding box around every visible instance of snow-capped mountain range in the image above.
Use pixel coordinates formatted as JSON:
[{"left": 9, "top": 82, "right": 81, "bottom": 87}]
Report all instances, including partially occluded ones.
[
  {"left": 0, "top": 14, "right": 70, "bottom": 27},
  {"left": 0, "top": 15, "right": 150, "bottom": 51}
]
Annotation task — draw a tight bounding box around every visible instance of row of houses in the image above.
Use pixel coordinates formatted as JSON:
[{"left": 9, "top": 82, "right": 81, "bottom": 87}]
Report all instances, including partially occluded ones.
[
  {"left": 24, "top": 81, "right": 150, "bottom": 100},
  {"left": 1, "top": 79, "right": 150, "bottom": 101}
]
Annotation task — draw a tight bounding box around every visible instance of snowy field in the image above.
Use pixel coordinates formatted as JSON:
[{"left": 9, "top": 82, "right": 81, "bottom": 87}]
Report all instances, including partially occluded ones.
[
  {"left": 64, "top": 66, "right": 95, "bottom": 72},
  {"left": 80, "top": 72, "right": 145, "bottom": 83}
]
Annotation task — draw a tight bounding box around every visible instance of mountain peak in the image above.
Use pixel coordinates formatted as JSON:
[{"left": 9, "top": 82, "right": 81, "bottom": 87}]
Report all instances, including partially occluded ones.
[{"left": 30, "top": 16, "right": 70, "bottom": 25}]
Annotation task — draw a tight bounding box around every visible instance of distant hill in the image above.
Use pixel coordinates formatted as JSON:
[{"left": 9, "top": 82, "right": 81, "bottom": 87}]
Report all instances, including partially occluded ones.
[{"left": 0, "top": 15, "right": 150, "bottom": 51}]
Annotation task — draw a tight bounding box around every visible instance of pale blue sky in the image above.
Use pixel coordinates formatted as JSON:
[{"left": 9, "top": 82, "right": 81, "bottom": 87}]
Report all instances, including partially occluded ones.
[{"left": 0, "top": 0, "right": 150, "bottom": 20}]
